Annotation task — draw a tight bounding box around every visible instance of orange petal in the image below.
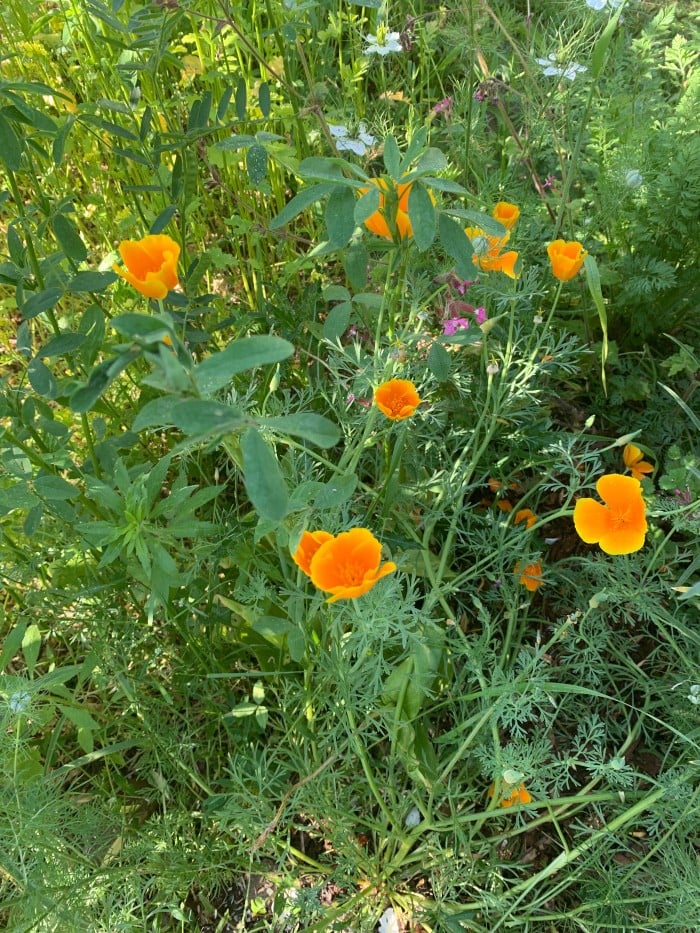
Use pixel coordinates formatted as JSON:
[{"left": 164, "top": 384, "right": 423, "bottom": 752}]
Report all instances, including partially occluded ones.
[
  {"left": 573, "top": 498, "right": 610, "bottom": 544},
  {"left": 596, "top": 474, "right": 643, "bottom": 511}
]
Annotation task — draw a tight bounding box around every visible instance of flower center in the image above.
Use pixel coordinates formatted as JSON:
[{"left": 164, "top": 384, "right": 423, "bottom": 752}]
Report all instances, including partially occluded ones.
[
  {"left": 609, "top": 506, "right": 632, "bottom": 530},
  {"left": 340, "top": 560, "right": 365, "bottom": 586}
]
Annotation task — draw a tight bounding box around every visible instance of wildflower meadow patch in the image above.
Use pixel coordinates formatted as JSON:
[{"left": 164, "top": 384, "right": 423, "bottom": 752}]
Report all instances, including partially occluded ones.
[{"left": 0, "top": 0, "right": 699, "bottom": 930}]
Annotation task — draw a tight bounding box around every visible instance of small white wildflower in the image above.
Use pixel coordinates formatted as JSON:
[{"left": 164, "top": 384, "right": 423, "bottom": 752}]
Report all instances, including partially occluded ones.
[
  {"left": 404, "top": 806, "right": 421, "bottom": 827},
  {"left": 624, "top": 168, "right": 643, "bottom": 189},
  {"left": 486, "top": 361, "right": 500, "bottom": 376},
  {"left": 328, "top": 121, "right": 376, "bottom": 156},
  {"left": 533, "top": 313, "right": 544, "bottom": 324},
  {"left": 378, "top": 907, "right": 400, "bottom": 933},
  {"left": 364, "top": 31, "right": 402, "bottom": 57},
  {"left": 536, "top": 54, "right": 587, "bottom": 80},
  {"left": 585, "top": 0, "right": 607, "bottom": 9},
  {"left": 688, "top": 684, "right": 700, "bottom": 705}
]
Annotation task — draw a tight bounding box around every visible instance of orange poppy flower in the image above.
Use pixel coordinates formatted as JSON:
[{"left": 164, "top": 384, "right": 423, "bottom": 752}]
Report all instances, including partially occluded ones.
[
  {"left": 308, "top": 528, "right": 396, "bottom": 603},
  {"left": 514, "top": 508, "right": 537, "bottom": 530},
  {"left": 360, "top": 178, "right": 434, "bottom": 241},
  {"left": 492, "top": 201, "right": 520, "bottom": 231},
  {"left": 573, "top": 474, "right": 647, "bottom": 555},
  {"left": 488, "top": 781, "right": 532, "bottom": 808},
  {"left": 514, "top": 560, "right": 543, "bottom": 591},
  {"left": 293, "top": 530, "right": 335, "bottom": 576},
  {"left": 623, "top": 444, "right": 654, "bottom": 482},
  {"left": 547, "top": 239, "right": 587, "bottom": 281},
  {"left": 113, "top": 234, "right": 180, "bottom": 299},
  {"left": 465, "top": 226, "right": 519, "bottom": 278},
  {"left": 374, "top": 379, "right": 421, "bottom": 420}
]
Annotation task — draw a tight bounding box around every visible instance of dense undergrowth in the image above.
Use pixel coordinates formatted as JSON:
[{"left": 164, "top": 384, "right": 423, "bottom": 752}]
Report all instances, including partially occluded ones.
[{"left": 0, "top": 1, "right": 699, "bottom": 930}]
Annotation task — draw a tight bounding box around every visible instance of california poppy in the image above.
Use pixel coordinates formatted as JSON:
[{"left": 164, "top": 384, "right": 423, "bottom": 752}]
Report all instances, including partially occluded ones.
[
  {"left": 293, "top": 530, "right": 335, "bottom": 576},
  {"left": 547, "top": 239, "right": 587, "bottom": 281},
  {"left": 488, "top": 780, "right": 532, "bottom": 808},
  {"left": 465, "top": 226, "right": 519, "bottom": 278},
  {"left": 623, "top": 444, "right": 654, "bottom": 482},
  {"left": 514, "top": 560, "right": 543, "bottom": 591},
  {"left": 492, "top": 201, "right": 520, "bottom": 231},
  {"left": 308, "top": 528, "right": 396, "bottom": 603},
  {"left": 113, "top": 234, "right": 180, "bottom": 299},
  {"left": 514, "top": 509, "right": 537, "bottom": 530},
  {"left": 573, "top": 474, "right": 647, "bottom": 555},
  {"left": 374, "top": 379, "right": 421, "bottom": 420}
]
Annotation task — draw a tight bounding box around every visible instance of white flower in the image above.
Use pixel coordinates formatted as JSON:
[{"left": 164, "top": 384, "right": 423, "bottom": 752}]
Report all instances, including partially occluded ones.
[
  {"left": 328, "top": 121, "right": 376, "bottom": 156},
  {"left": 378, "top": 907, "right": 400, "bottom": 933},
  {"left": 364, "top": 31, "right": 402, "bottom": 56},
  {"left": 536, "top": 54, "right": 587, "bottom": 80},
  {"left": 404, "top": 806, "right": 421, "bottom": 827},
  {"left": 586, "top": 0, "right": 607, "bottom": 9},
  {"left": 624, "top": 168, "right": 643, "bottom": 188}
]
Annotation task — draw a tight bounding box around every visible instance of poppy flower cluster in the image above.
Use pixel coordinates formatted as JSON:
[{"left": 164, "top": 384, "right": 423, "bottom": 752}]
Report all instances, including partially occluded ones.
[
  {"left": 113, "top": 233, "right": 180, "bottom": 299},
  {"left": 374, "top": 379, "right": 421, "bottom": 420},
  {"left": 360, "top": 178, "right": 435, "bottom": 242},
  {"left": 488, "top": 780, "right": 532, "bottom": 808},
  {"left": 466, "top": 201, "right": 520, "bottom": 279},
  {"left": 573, "top": 474, "right": 647, "bottom": 555},
  {"left": 293, "top": 527, "right": 396, "bottom": 603}
]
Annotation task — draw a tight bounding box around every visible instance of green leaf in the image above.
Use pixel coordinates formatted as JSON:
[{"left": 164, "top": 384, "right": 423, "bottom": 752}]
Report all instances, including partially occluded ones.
[
  {"left": 112, "top": 313, "right": 170, "bottom": 339},
  {"left": 241, "top": 427, "right": 288, "bottom": 522},
  {"left": 313, "top": 474, "right": 357, "bottom": 509},
  {"left": 438, "top": 213, "right": 477, "bottom": 279},
  {"left": 150, "top": 205, "right": 178, "bottom": 235},
  {"left": 21, "top": 287, "right": 63, "bottom": 320},
  {"left": 427, "top": 341, "right": 451, "bottom": 382},
  {"left": 194, "top": 335, "right": 294, "bottom": 395},
  {"left": 70, "top": 350, "right": 140, "bottom": 412},
  {"left": 67, "top": 270, "right": 117, "bottom": 293},
  {"left": 235, "top": 77, "right": 247, "bottom": 121},
  {"left": 36, "top": 332, "right": 85, "bottom": 358},
  {"left": 408, "top": 184, "right": 436, "bottom": 252},
  {"left": 22, "top": 623, "right": 41, "bottom": 676},
  {"left": 298, "top": 156, "right": 352, "bottom": 183},
  {"left": 412, "top": 147, "right": 448, "bottom": 176},
  {"left": 322, "top": 301, "right": 352, "bottom": 342},
  {"left": 269, "top": 183, "right": 336, "bottom": 229},
  {"left": 169, "top": 399, "right": 246, "bottom": 436},
  {"left": 325, "top": 185, "right": 356, "bottom": 247},
  {"left": 260, "top": 413, "right": 341, "bottom": 448},
  {"left": 258, "top": 82, "right": 271, "bottom": 118},
  {"left": 0, "top": 112, "right": 23, "bottom": 170},
  {"left": 344, "top": 242, "right": 368, "bottom": 290},
  {"left": 584, "top": 254, "right": 608, "bottom": 395},
  {"left": 353, "top": 185, "right": 380, "bottom": 225},
  {"left": 383, "top": 135, "right": 401, "bottom": 180},
  {"left": 58, "top": 704, "right": 100, "bottom": 732},
  {"left": 27, "top": 359, "right": 58, "bottom": 399},
  {"left": 590, "top": 4, "right": 625, "bottom": 78},
  {"left": 35, "top": 474, "right": 79, "bottom": 500},
  {"left": 0, "top": 622, "right": 28, "bottom": 671},
  {"left": 132, "top": 397, "right": 186, "bottom": 432},
  {"left": 247, "top": 143, "right": 268, "bottom": 186},
  {"left": 52, "top": 213, "right": 87, "bottom": 262}
]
